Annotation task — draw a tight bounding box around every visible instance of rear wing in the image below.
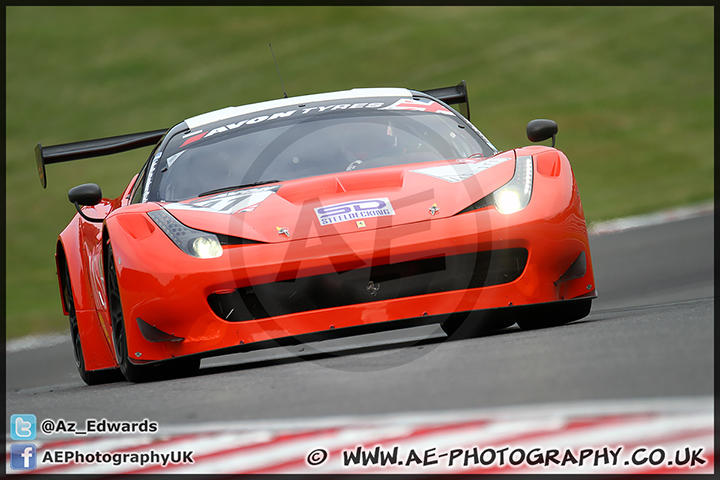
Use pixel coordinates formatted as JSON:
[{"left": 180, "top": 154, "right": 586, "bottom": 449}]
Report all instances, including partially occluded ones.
[
  {"left": 421, "top": 80, "right": 470, "bottom": 121},
  {"left": 35, "top": 128, "right": 167, "bottom": 188}
]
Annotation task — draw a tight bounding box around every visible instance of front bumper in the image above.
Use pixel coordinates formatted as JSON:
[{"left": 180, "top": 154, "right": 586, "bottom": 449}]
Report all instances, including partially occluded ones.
[{"left": 109, "top": 166, "right": 595, "bottom": 364}]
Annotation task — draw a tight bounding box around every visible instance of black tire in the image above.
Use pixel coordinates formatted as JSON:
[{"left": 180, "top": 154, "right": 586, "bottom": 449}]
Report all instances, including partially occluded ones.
[
  {"left": 60, "top": 257, "right": 123, "bottom": 385},
  {"left": 107, "top": 244, "right": 200, "bottom": 382},
  {"left": 107, "top": 244, "right": 153, "bottom": 382},
  {"left": 515, "top": 298, "right": 592, "bottom": 330}
]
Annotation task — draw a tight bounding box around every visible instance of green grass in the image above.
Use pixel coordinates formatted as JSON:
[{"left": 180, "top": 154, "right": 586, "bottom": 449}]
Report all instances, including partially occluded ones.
[{"left": 5, "top": 6, "right": 713, "bottom": 338}]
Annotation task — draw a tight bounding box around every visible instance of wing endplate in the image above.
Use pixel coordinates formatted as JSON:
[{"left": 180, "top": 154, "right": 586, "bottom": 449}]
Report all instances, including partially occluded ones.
[{"left": 421, "top": 80, "right": 470, "bottom": 120}]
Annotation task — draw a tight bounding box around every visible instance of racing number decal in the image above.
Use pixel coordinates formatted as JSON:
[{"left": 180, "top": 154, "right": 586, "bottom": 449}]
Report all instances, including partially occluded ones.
[{"left": 164, "top": 186, "right": 280, "bottom": 215}]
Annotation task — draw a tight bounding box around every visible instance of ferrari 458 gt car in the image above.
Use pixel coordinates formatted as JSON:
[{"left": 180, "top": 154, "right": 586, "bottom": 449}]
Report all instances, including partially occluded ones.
[{"left": 36, "top": 81, "right": 596, "bottom": 384}]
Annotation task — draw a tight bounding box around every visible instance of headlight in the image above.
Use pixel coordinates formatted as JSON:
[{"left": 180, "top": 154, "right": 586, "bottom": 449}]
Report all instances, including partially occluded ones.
[
  {"left": 191, "top": 236, "right": 223, "bottom": 259},
  {"left": 495, "top": 190, "right": 522, "bottom": 214},
  {"left": 492, "top": 156, "right": 533, "bottom": 214},
  {"left": 148, "top": 210, "right": 223, "bottom": 259}
]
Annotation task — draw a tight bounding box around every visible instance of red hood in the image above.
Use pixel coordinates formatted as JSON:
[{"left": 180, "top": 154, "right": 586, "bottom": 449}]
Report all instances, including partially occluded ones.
[{"left": 161, "top": 153, "right": 517, "bottom": 243}]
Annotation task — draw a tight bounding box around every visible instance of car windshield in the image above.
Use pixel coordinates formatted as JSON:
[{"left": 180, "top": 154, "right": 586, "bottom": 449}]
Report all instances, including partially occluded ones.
[{"left": 144, "top": 96, "right": 496, "bottom": 203}]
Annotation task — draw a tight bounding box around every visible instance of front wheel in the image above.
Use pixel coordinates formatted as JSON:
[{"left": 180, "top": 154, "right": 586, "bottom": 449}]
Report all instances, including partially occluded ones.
[
  {"left": 106, "top": 244, "right": 200, "bottom": 382},
  {"left": 107, "top": 244, "right": 151, "bottom": 382}
]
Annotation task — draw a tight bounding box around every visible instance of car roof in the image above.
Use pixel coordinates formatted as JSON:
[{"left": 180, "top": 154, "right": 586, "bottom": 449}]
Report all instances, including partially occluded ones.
[{"left": 184, "top": 87, "right": 414, "bottom": 130}]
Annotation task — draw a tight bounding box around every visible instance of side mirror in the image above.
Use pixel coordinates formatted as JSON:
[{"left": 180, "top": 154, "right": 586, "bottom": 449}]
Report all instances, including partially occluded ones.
[
  {"left": 527, "top": 119, "right": 558, "bottom": 147},
  {"left": 68, "top": 183, "right": 102, "bottom": 206},
  {"left": 68, "top": 183, "right": 104, "bottom": 223}
]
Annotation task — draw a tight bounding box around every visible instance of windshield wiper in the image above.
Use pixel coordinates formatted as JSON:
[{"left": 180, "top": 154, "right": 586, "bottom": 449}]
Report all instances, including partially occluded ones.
[{"left": 198, "top": 179, "right": 283, "bottom": 197}]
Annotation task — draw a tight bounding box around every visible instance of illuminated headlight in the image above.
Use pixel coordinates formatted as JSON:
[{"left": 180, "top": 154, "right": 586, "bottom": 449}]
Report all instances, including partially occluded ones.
[
  {"left": 148, "top": 210, "right": 223, "bottom": 259},
  {"left": 191, "top": 236, "right": 223, "bottom": 259},
  {"left": 492, "top": 156, "right": 533, "bottom": 214},
  {"left": 495, "top": 190, "right": 522, "bottom": 214}
]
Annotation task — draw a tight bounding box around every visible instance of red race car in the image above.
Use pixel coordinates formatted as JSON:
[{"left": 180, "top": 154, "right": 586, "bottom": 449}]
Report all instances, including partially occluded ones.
[{"left": 36, "top": 82, "right": 596, "bottom": 384}]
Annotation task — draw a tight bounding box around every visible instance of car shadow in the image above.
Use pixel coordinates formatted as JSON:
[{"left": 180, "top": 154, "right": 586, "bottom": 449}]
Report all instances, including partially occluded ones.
[{"left": 193, "top": 321, "right": 525, "bottom": 379}]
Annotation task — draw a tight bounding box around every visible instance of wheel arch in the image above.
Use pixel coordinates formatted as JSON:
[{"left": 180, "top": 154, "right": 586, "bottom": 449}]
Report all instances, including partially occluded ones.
[
  {"left": 56, "top": 220, "right": 93, "bottom": 314},
  {"left": 57, "top": 221, "right": 118, "bottom": 372}
]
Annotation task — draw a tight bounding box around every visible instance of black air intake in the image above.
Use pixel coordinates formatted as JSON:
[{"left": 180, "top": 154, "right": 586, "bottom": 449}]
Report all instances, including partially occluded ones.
[{"left": 209, "top": 248, "right": 528, "bottom": 322}]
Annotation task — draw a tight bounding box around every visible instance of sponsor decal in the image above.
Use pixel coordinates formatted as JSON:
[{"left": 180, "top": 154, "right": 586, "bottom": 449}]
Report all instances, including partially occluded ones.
[
  {"left": 315, "top": 198, "right": 395, "bottom": 226},
  {"left": 143, "top": 155, "right": 161, "bottom": 203},
  {"left": 179, "top": 102, "right": 387, "bottom": 148},
  {"left": 299, "top": 102, "right": 385, "bottom": 115},
  {"left": 381, "top": 99, "right": 454, "bottom": 116},
  {"left": 411, "top": 157, "right": 513, "bottom": 183},
  {"left": 165, "top": 185, "right": 279, "bottom": 215},
  {"left": 180, "top": 131, "right": 208, "bottom": 148}
]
